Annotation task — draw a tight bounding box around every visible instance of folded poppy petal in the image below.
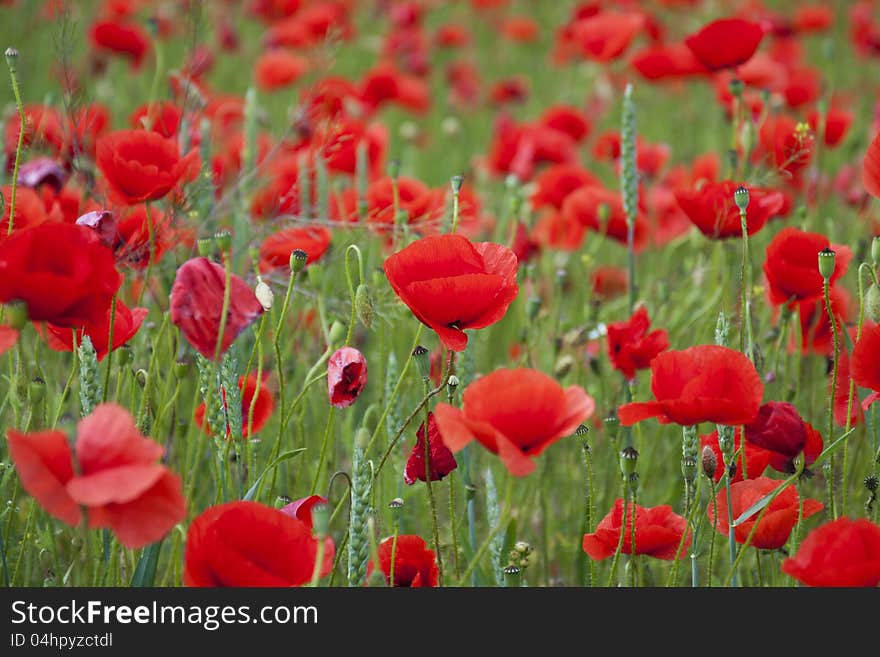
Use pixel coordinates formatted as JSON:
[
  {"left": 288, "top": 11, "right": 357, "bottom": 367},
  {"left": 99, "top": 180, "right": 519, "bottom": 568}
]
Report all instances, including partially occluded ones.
[
  {"left": 583, "top": 499, "right": 691, "bottom": 561},
  {"left": 327, "top": 347, "right": 368, "bottom": 408},
  {"left": 280, "top": 495, "right": 328, "bottom": 530},
  {"left": 404, "top": 412, "right": 458, "bottom": 484},
  {"left": 170, "top": 257, "right": 265, "bottom": 360},
  {"left": 617, "top": 400, "right": 669, "bottom": 425},
  {"left": 75, "top": 403, "right": 164, "bottom": 474},
  {"left": 6, "top": 429, "right": 81, "bottom": 526}
]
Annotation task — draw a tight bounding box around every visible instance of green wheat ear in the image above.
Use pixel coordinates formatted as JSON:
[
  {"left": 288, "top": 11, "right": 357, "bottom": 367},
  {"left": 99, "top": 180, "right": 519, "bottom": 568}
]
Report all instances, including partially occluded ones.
[{"left": 78, "top": 335, "right": 103, "bottom": 417}]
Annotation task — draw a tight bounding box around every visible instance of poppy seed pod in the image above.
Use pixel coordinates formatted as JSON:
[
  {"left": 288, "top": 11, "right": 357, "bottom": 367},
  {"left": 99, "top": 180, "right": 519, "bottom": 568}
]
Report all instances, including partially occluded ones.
[
  {"left": 290, "top": 249, "right": 308, "bottom": 274},
  {"left": 818, "top": 247, "right": 836, "bottom": 279},
  {"left": 701, "top": 445, "right": 718, "bottom": 480},
  {"left": 619, "top": 446, "right": 639, "bottom": 476},
  {"left": 734, "top": 185, "right": 749, "bottom": 212},
  {"left": 355, "top": 283, "right": 374, "bottom": 329}
]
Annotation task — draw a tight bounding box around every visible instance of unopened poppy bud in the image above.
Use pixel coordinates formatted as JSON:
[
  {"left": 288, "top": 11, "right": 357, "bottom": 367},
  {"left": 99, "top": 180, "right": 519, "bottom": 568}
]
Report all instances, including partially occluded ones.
[
  {"left": 275, "top": 495, "right": 291, "bottom": 509},
  {"left": 290, "top": 249, "right": 308, "bottom": 274},
  {"left": 28, "top": 377, "right": 45, "bottom": 403},
  {"left": 818, "top": 247, "right": 836, "bottom": 280},
  {"left": 556, "top": 267, "right": 569, "bottom": 289},
  {"left": 355, "top": 283, "right": 373, "bottom": 329},
  {"left": 5, "top": 300, "right": 28, "bottom": 330},
  {"left": 701, "top": 445, "right": 718, "bottom": 479},
  {"left": 196, "top": 237, "right": 213, "bottom": 257},
  {"left": 734, "top": 185, "right": 749, "bottom": 212},
  {"left": 412, "top": 345, "right": 430, "bottom": 381},
  {"left": 355, "top": 426, "right": 370, "bottom": 450},
  {"left": 502, "top": 565, "right": 521, "bottom": 587},
  {"left": 450, "top": 175, "right": 463, "bottom": 194},
  {"left": 214, "top": 230, "right": 232, "bottom": 252},
  {"left": 554, "top": 354, "right": 575, "bottom": 378},
  {"left": 328, "top": 320, "right": 346, "bottom": 344},
  {"left": 865, "top": 284, "right": 880, "bottom": 323},
  {"left": 116, "top": 345, "right": 133, "bottom": 367},
  {"left": 604, "top": 414, "right": 620, "bottom": 441},
  {"left": 865, "top": 474, "right": 879, "bottom": 493},
  {"left": 619, "top": 446, "right": 638, "bottom": 476},
  {"left": 728, "top": 77, "right": 744, "bottom": 98},
  {"left": 681, "top": 455, "right": 697, "bottom": 482},
  {"left": 255, "top": 277, "right": 273, "bottom": 311},
  {"left": 526, "top": 296, "right": 541, "bottom": 321},
  {"left": 311, "top": 502, "right": 331, "bottom": 537},
  {"left": 387, "top": 159, "right": 400, "bottom": 179},
  {"left": 872, "top": 237, "right": 880, "bottom": 267}
]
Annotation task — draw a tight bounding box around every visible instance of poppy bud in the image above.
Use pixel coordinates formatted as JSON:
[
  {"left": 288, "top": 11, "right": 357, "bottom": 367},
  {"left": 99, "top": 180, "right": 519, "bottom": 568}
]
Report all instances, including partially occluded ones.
[
  {"left": 290, "top": 249, "right": 308, "bottom": 274},
  {"left": 505, "top": 174, "right": 519, "bottom": 191},
  {"left": 872, "top": 237, "right": 880, "bottom": 267},
  {"left": 597, "top": 202, "right": 611, "bottom": 224},
  {"left": 328, "top": 320, "right": 346, "bottom": 344},
  {"left": 255, "top": 277, "right": 273, "bottom": 311},
  {"left": 446, "top": 374, "right": 459, "bottom": 391},
  {"left": 412, "top": 345, "right": 430, "bottom": 382},
  {"left": 604, "top": 414, "right": 620, "bottom": 442},
  {"left": 619, "top": 446, "right": 639, "bottom": 476},
  {"left": 135, "top": 369, "right": 148, "bottom": 388},
  {"left": 214, "top": 230, "right": 232, "bottom": 253},
  {"left": 311, "top": 502, "right": 330, "bottom": 538},
  {"left": 865, "top": 284, "right": 880, "bottom": 323},
  {"left": 399, "top": 121, "right": 419, "bottom": 143},
  {"left": 554, "top": 354, "right": 574, "bottom": 378},
  {"left": 116, "top": 345, "right": 133, "bottom": 367},
  {"left": 450, "top": 175, "right": 463, "bottom": 194},
  {"left": 355, "top": 426, "right": 369, "bottom": 450},
  {"left": 734, "top": 185, "right": 749, "bottom": 212},
  {"left": 441, "top": 117, "right": 460, "bottom": 137},
  {"left": 355, "top": 283, "right": 373, "bottom": 329},
  {"left": 5, "top": 47, "right": 18, "bottom": 64},
  {"left": 174, "top": 359, "right": 189, "bottom": 379},
  {"left": 701, "top": 445, "right": 718, "bottom": 480},
  {"left": 817, "top": 247, "right": 836, "bottom": 280},
  {"left": 5, "top": 300, "right": 28, "bottom": 330}
]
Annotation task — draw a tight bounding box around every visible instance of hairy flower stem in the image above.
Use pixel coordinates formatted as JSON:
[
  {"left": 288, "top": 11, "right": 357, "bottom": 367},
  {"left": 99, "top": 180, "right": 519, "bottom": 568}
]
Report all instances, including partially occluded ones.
[
  {"left": 5, "top": 48, "right": 25, "bottom": 236},
  {"left": 823, "top": 274, "right": 839, "bottom": 518},
  {"left": 739, "top": 207, "right": 755, "bottom": 363},
  {"left": 422, "top": 379, "right": 444, "bottom": 586}
]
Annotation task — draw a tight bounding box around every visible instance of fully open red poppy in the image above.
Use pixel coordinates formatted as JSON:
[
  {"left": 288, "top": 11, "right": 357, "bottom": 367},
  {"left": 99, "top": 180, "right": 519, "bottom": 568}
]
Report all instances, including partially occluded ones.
[
  {"left": 41, "top": 299, "right": 147, "bottom": 362},
  {"left": 763, "top": 227, "right": 852, "bottom": 306},
  {"left": 169, "top": 257, "right": 265, "bottom": 361},
  {"left": 618, "top": 345, "right": 763, "bottom": 427},
  {"left": 708, "top": 477, "right": 823, "bottom": 550},
  {"left": 184, "top": 501, "right": 334, "bottom": 587},
  {"left": 258, "top": 226, "right": 332, "bottom": 274},
  {"left": 372, "top": 535, "right": 439, "bottom": 587},
  {"left": 606, "top": 306, "right": 669, "bottom": 381},
  {"left": 782, "top": 517, "right": 880, "bottom": 587},
  {"left": 675, "top": 181, "right": 784, "bottom": 239},
  {"left": 684, "top": 18, "right": 764, "bottom": 71},
  {"left": 433, "top": 368, "right": 594, "bottom": 476},
  {"left": 583, "top": 499, "right": 691, "bottom": 560},
  {"left": 384, "top": 234, "right": 519, "bottom": 352}
]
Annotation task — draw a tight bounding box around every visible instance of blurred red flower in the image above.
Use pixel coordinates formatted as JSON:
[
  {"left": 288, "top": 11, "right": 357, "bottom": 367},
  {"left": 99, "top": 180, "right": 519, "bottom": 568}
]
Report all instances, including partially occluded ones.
[
  {"left": 782, "top": 517, "right": 880, "bottom": 587},
  {"left": 675, "top": 181, "right": 784, "bottom": 239},
  {"left": 255, "top": 50, "right": 309, "bottom": 92},
  {"left": 583, "top": 499, "right": 691, "bottom": 560},
  {"left": 384, "top": 234, "right": 519, "bottom": 352},
  {"left": 89, "top": 20, "right": 151, "bottom": 69},
  {"left": 184, "top": 501, "right": 333, "bottom": 587},
  {"left": 434, "top": 368, "right": 594, "bottom": 476},
  {"left": 684, "top": 18, "right": 764, "bottom": 71},
  {"left": 763, "top": 227, "right": 852, "bottom": 306},
  {"left": 41, "top": 299, "right": 147, "bottom": 361},
  {"left": 258, "top": 226, "right": 332, "bottom": 274},
  {"left": 606, "top": 306, "right": 669, "bottom": 381},
  {"left": 327, "top": 347, "right": 368, "bottom": 408},
  {"left": 618, "top": 345, "right": 763, "bottom": 427}
]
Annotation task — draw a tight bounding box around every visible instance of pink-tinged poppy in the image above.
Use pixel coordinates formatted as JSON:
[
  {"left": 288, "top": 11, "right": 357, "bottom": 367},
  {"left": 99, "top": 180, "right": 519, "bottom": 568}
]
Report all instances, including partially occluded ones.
[
  {"left": 327, "top": 347, "right": 368, "bottom": 408},
  {"left": 17, "top": 157, "right": 67, "bottom": 192},
  {"left": 0, "top": 223, "right": 122, "bottom": 328},
  {"left": 404, "top": 412, "right": 458, "bottom": 485},
  {"left": 675, "top": 181, "right": 784, "bottom": 239},
  {"left": 194, "top": 372, "right": 275, "bottom": 439},
  {"left": 684, "top": 18, "right": 764, "bottom": 71},
  {"left": 606, "top": 306, "right": 669, "bottom": 381},
  {"left": 782, "top": 517, "right": 880, "bottom": 587},
  {"left": 96, "top": 129, "right": 198, "bottom": 206},
  {"left": 433, "top": 368, "right": 594, "bottom": 476},
  {"left": 383, "top": 234, "right": 519, "bottom": 352},
  {"left": 618, "top": 345, "right": 763, "bottom": 427},
  {"left": 371, "top": 535, "right": 439, "bottom": 587},
  {"left": 0, "top": 325, "right": 18, "bottom": 356},
  {"left": 255, "top": 50, "right": 309, "bottom": 92},
  {"left": 583, "top": 499, "right": 691, "bottom": 560},
  {"left": 763, "top": 227, "right": 852, "bottom": 306},
  {"left": 6, "top": 429, "right": 81, "bottom": 526},
  {"left": 89, "top": 20, "right": 151, "bottom": 69},
  {"left": 708, "top": 477, "right": 823, "bottom": 550},
  {"left": 258, "top": 226, "right": 332, "bottom": 274},
  {"left": 280, "top": 495, "right": 327, "bottom": 531},
  {"left": 863, "top": 130, "right": 880, "bottom": 199},
  {"left": 66, "top": 404, "right": 186, "bottom": 548},
  {"left": 169, "top": 257, "right": 265, "bottom": 361},
  {"left": 743, "top": 401, "right": 823, "bottom": 474},
  {"left": 41, "top": 299, "right": 147, "bottom": 362},
  {"left": 699, "top": 429, "right": 773, "bottom": 483},
  {"left": 184, "top": 501, "right": 334, "bottom": 587}
]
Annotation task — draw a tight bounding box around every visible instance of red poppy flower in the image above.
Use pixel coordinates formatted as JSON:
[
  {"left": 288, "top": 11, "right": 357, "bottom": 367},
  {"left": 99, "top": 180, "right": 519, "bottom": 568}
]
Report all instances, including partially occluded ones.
[
  {"left": 833, "top": 348, "right": 865, "bottom": 427},
  {"left": 184, "top": 501, "right": 334, "bottom": 587},
  {"left": 675, "top": 181, "right": 784, "bottom": 239},
  {"left": 529, "top": 164, "right": 600, "bottom": 210},
  {"left": 759, "top": 114, "right": 815, "bottom": 178},
  {"left": 41, "top": 299, "right": 147, "bottom": 362},
  {"left": 684, "top": 18, "right": 764, "bottom": 71},
  {"left": 89, "top": 20, "right": 151, "bottom": 69},
  {"left": 433, "top": 368, "right": 594, "bottom": 476},
  {"left": 364, "top": 176, "right": 439, "bottom": 231},
  {"left": 531, "top": 210, "right": 586, "bottom": 251},
  {"left": 169, "top": 257, "right": 265, "bottom": 361},
  {"left": 743, "top": 401, "right": 823, "bottom": 474},
  {"left": 583, "top": 499, "right": 691, "bottom": 560},
  {"left": 327, "top": 347, "right": 368, "bottom": 408},
  {"left": 6, "top": 428, "right": 81, "bottom": 526},
  {"left": 404, "top": 412, "right": 458, "bottom": 485},
  {"left": 763, "top": 227, "right": 852, "bottom": 306},
  {"left": 851, "top": 322, "right": 880, "bottom": 409},
  {"left": 618, "top": 345, "right": 763, "bottom": 427},
  {"left": 255, "top": 50, "right": 309, "bottom": 91},
  {"left": 862, "top": 130, "right": 880, "bottom": 199},
  {"left": 258, "top": 226, "right": 332, "bottom": 274},
  {"left": 561, "top": 185, "right": 648, "bottom": 251},
  {"left": 96, "top": 129, "right": 198, "bottom": 206},
  {"left": 591, "top": 266, "right": 628, "bottom": 302},
  {"left": 538, "top": 105, "right": 591, "bottom": 143},
  {"left": 630, "top": 42, "right": 708, "bottom": 81},
  {"left": 371, "top": 535, "right": 439, "bottom": 587},
  {"left": 807, "top": 107, "right": 852, "bottom": 148},
  {"left": 0, "top": 223, "right": 121, "bottom": 328},
  {"left": 383, "top": 234, "right": 519, "bottom": 352},
  {"left": 129, "top": 101, "right": 182, "bottom": 138},
  {"left": 280, "top": 495, "right": 327, "bottom": 531},
  {"left": 572, "top": 11, "right": 645, "bottom": 62},
  {"left": 0, "top": 326, "right": 18, "bottom": 356},
  {"left": 195, "top": 372, "right": 275, "bottom": 439},
  {"left": 66, "top": 404, "right": 186, "bottom": 548},
  {"left": 112, "top": 205, "right": 176, "bottom": 271},
  {"left": 0, "top": 185, "right": 54, "bottom": 236},
  {"left": 511, "top": 221, "right": 540, "bottom": 263},
  {"left": 606, "top": 306, "right": 669, "bottom": 381},
  {"left": 700, "top": 429, "right": 773, "bottom": 483},
  {"left": 708, "top": 477, "right": 823, "bottom": 550},
  {"left": 782, "top": 517, "right": 880, "bottom": 587}
]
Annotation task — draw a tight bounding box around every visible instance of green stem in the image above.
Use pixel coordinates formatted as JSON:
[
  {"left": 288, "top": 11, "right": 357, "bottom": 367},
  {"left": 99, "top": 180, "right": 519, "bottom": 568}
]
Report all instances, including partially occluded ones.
[
  {"left": 5, "top": 50, "right": 26, "bottom": 236},
  {"left": 823, "top": 275, "right": 839, "bottom": 519}
]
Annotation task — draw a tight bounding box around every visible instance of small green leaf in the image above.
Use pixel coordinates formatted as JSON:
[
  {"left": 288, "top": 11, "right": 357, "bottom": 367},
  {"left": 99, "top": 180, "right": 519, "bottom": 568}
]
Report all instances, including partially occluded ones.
[
  {"left": 131, "top": 541, "right": 162, "bottom": 587},
  {"left": 244, "top": 448, "right": 307, "bottom": 501}
]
